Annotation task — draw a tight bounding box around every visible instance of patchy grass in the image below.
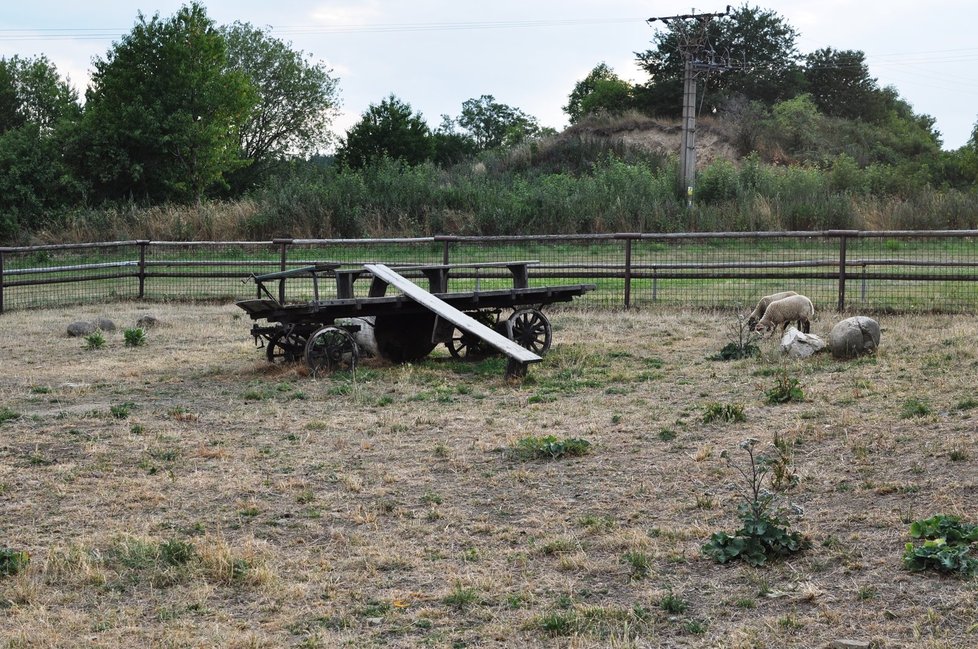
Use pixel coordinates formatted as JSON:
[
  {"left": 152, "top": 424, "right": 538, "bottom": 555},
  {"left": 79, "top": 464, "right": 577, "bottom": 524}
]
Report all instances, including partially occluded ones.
[{"left": 0, "top": 305, "right": 976, "bottom": 646}]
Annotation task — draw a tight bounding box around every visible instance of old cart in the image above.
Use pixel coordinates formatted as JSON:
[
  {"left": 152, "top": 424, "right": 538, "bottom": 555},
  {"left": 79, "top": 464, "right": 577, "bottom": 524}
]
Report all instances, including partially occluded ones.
[{"left": 235, "top": 260, "right": 594, "bottom": 376}]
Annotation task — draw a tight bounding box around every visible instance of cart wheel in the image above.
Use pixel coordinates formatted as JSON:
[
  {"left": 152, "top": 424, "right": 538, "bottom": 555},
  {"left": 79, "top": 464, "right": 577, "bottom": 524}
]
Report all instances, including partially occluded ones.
[
  {"left": 266, "top": 329, "right": 306, "bottom": 363},
  {"left": 373, "top": 314, "right": 437, "bottom": 363},
  {"left": 304, "top": 326, "right": 358, "bottom": 375},
  {"left": 448, "top": 310, "right": 497, "bottom": 360},
  {"left": 509, "top": 308, "right": 552, "bottom": 355}
]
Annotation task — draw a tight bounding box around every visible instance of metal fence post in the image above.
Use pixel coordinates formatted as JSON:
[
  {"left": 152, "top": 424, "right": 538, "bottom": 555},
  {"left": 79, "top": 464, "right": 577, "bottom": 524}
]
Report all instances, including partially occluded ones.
[
  {"left": 137, "top": 240, "right": 148, "bottom": 299},
  {"left": 623, "top": 235, "right": 633, "bottom": 309},
  {"left": 0, "top": 250, "right": 5, "bottom": 315}
]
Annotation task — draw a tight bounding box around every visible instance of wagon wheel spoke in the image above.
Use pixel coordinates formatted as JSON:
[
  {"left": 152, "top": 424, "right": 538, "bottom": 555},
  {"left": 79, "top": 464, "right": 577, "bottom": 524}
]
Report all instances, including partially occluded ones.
[
  {"left": 508, "top": 308, "right": 552, "bottom": 356},
  {"left": 304, "top": 326, "right": 358, "bottom": 376},
  {"left": 266, "top": 329, "right": 306, "bottom": 364},
  {"left": 447, "top": 310, "right": 498, "bottom": 360}
]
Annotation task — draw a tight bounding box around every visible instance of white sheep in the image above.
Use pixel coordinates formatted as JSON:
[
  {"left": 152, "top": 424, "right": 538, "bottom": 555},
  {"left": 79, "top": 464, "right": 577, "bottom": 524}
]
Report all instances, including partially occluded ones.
[
  {"left": 754, "top": 294, "right": 814, "bottom": 335},
  {"left": 746, "top": 291, "right": 798, "bottom": 329}
]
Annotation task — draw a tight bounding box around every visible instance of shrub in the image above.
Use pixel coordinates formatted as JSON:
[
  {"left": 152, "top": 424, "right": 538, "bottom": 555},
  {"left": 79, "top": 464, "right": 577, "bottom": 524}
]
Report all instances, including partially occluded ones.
[
  {"left": 85, "top": 331, "right": 106, "bottom": 350},
  {"left": 766, "top": 372, "right": 804, "bottom": 404},
  {"left": 124, "top": 327, "right": 146, "bottom": 347}
]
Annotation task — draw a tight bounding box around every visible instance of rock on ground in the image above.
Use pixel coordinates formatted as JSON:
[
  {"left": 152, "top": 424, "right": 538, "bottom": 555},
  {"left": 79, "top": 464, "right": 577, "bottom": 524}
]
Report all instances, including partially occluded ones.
[
  {"left": 780, "top": 327, "right": 826, "bottom": 358},
  {"left": 828, "top": 316, "right": 881, "bottom": 359},
  {"left": 136, "top": 314, "right": 162, "bottom": 329},
  {"left": 67, "top": 321, "right": 96, "bottom": 337}
]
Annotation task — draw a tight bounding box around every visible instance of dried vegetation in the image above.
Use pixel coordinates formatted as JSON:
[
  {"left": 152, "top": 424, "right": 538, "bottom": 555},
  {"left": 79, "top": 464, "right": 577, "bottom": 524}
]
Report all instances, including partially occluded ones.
[{"left": 1, "top": 304, "right": 976, "bottom": 647}]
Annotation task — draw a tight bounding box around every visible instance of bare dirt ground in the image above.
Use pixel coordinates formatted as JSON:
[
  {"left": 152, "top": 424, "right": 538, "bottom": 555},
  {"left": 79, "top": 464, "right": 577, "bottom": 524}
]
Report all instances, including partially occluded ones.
[{"left": 1, "top": 302, "right": 976, "bottom": 648}]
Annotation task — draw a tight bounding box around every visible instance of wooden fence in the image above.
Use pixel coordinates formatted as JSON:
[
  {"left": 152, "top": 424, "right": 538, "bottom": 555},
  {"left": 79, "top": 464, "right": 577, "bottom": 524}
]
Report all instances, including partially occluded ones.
[{"left": 1, "top": 230, "right": 977, "bottom": 314}]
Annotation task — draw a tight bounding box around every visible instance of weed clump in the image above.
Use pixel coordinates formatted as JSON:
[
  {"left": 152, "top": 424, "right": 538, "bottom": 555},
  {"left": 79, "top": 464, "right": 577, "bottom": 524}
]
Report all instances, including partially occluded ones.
[
  {"left": 512, "top": 435, "right": 591, "bottom": 460},
  {"left": 702, "top": 439, "right": 810, "bottom": 566},
  {"left": 903, "top": 514, "right": 978, "bottom": 577}
]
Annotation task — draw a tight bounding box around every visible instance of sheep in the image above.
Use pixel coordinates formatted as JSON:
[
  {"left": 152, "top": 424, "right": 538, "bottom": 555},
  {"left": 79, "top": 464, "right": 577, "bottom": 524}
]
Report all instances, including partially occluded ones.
[
  {"left": 754, "top": 294, "right": 814, "bottom": 335},
  {"left": 747, "top": 291, "right": 798, "bottom": 329}
]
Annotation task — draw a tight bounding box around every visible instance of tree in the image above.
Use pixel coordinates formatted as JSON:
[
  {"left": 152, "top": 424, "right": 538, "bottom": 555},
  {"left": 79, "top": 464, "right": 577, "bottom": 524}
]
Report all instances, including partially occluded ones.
[
  {"left": 456, "top": 95, "right": 542, "bottom": 149},
  {"left": 336, "top": 95, "right": 433, "bottom": 168},
  {"left": 564, "top": 63, "right": 634, "bottom": 123},
  {"left": 221, "top": 22, "right": 340, "bottom": 190},
  {"left": 0, "top": 55, "right": 80, "bottom": 133},
  {"left": 803, "top": 48, "right": 883, "bottom": 121},
  {"left": 635, "top": 4, "right": 803, "bottom": 115},
  {"left": 82, "top": 3, "right": 254, "bottom": 203}
]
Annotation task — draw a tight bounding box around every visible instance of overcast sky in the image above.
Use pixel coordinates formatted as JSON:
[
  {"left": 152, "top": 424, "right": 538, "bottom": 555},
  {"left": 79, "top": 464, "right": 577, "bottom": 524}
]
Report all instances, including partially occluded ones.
[{"left": 2, "top": 1, "right": 977, "bottom": 150}]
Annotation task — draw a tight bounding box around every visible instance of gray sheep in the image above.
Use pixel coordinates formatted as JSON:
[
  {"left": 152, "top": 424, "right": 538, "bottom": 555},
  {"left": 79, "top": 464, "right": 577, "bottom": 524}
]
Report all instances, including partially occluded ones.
[
  {"left": 747, "top": 291, "right": 798, "bottom": 329},
  {"left": 754, "top": 294, "right": 814, "bottom": 335}
]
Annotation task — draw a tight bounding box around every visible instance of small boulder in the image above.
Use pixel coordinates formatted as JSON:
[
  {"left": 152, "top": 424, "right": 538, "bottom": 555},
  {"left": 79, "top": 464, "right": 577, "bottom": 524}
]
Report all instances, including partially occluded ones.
[
  {"left": 94, "top": 317, "right": 116, "bottom": 332},
  {"left": 67, "top": 321, "right": 96, "bottom": 337},
  {"left": 829, "top": 316, "right": 881, "bottom": 359},
  {"left": 136, "top": 314, "right": 162, "bottom": 329},
  {"left": 780, "top": 327, "right": 826, "bottom": 358}
]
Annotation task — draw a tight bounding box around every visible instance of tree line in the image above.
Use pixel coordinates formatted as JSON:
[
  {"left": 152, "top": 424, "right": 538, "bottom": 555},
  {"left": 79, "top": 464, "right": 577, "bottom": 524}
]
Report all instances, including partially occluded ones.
[{"left": 1, "top": 3, "right": 977, "bottom": 244}]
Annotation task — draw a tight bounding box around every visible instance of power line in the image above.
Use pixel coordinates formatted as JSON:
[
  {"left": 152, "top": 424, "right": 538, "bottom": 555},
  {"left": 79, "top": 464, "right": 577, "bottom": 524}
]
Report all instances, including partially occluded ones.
[{"left": 0, "top": 18, "right": 646, "bottom": 42}]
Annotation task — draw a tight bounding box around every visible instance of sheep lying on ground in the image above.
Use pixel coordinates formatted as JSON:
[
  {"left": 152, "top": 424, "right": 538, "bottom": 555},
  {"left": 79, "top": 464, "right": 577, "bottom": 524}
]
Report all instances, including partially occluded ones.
[
  {"left": 754, "top": 294, "right": 814, "bottom": 335},
  {"left": 747, "top": 291, "right": 798, "bottom": 329}
]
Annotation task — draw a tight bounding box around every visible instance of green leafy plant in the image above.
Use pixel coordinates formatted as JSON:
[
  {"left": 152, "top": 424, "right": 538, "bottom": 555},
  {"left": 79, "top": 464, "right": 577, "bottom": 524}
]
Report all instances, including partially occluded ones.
[
  {"left": 659, "top": 591, "right": 688, "bottom": 614},
  {"left": 85, "top": 330, "right": 106, "bottom": 350},
  {"left": 768, "top": 432, "right": 799, "bottom": 491},
  {"left": 512, "top": 435, "right": 591, "bottom": 460},
  {"left": 766, "top": 372, "right": 804, "bottom": 404},
  {"left": 903, "top": 514, "right": 978, "bottom": 577},
  {"left": 124, "top": 327, "right": 147, "bottom": 347},
  {"left": 710, "top": 313, "right": 761, "bottom": 361},
  {"left": 110, "top": 402, "right": 135, "bottom": 419},
  {"left": 702, "top": 402, "right": 746, "bottom": 423},
  {"left": 702, "top": 439, "right": 811, "bottom": 566},
  {"left": 0, "top": 548, "right": 31, "bottom": 576}
]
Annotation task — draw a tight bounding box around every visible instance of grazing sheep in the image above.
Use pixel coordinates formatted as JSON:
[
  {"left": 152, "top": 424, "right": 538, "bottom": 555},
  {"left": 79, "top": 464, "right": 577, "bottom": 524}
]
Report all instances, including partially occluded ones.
[
  {"left": 755, "top": 295, "right": 814, "bottom": 335},
  {"left": 747, "top": 291, "right": 798, "bottom": 329}
]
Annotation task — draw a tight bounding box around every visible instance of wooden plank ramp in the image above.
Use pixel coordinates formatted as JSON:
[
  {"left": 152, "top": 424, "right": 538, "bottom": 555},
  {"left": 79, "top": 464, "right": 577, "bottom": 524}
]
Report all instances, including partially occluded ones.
[{"left": 363, "top": 264, "right": 542, "bottom": 368}]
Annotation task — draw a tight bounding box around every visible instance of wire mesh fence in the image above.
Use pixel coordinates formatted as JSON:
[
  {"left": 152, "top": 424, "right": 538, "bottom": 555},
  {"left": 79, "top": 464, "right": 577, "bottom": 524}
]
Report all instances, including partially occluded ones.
[{"left": 1, "top": 231, "right": 976, "bottom": 314}]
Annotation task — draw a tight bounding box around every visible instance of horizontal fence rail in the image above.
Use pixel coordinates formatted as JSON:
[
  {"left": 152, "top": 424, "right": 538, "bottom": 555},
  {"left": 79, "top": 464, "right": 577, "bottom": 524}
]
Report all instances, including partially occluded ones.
[{"left": 1, "top": 231, "right": 976, "bottom": 314}]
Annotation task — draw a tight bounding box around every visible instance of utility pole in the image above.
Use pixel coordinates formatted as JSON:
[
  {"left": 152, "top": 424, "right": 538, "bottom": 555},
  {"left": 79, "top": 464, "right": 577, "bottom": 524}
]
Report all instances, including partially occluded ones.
[{"left": 648, "top": 7, "right": 732, "bottom": 204}]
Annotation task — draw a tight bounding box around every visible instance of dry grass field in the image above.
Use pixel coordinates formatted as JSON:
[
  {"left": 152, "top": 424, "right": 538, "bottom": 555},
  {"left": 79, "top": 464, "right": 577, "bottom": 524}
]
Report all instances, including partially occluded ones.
[{"left": 1, "top": 302, "right": 977, "bottom": 648}]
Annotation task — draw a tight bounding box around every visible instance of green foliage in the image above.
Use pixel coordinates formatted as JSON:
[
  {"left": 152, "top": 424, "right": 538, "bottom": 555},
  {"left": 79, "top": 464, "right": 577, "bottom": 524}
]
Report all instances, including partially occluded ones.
[
  {"left": 512, "top": 435, "right": 591, "bottom": 460},
  {"left": 564, "top": 63, "right": 635, "bottom": 123},
  {"left": 221, "top": 21, "right": 340, "bottom": 191},
  {"left": 702, "top": 402, "right": 746, "bottom": 424},
  {"left": 903, "top": 515, "right": 978, "bottom": 577},
  {"left": 85, "top": 330, "right": 106, "bottom": 350},
  {"left": 337, "top": 95, "right": 433, "bottom": 169},
  {"left": 0, "top": 407, "right": 21, "bottom": 424},
  {"left": 124, "top": 327, "right": 147, "bottom": 347},
  {"left": 659, "top": 591, "right": 688, "bottom": 614},
  {"left": 622, "top": 551, "right": 652, "bottom": 580},
  {"left": 110, "top": 402, "right": 135, "bottom": 419},
  {"left": 766, "top": 372, "right": 804, "bottom": 404},
  {"left": 82, "top": 3, "right": 254, "bottom": 203},
  {"left": 702, "top": 439, "right": 811, "bottom": 567},
  {"left": 456, "top": 94, "right": 542, "bottom": 150},
  {"left": 711, "top": 312, "right": 762, "bottom": 360},
  {"left": 0, "top": 548, "right": 30, "bottom": 576},
  {"left": 901, "top": 398, "right": 931, "bottom": 419}
]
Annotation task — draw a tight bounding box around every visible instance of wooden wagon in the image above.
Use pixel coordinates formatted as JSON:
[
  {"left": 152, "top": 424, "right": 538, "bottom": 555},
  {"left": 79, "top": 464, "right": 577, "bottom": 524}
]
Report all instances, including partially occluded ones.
[{"left": 236, "top": 261, "right": 595, "bottom": 377}]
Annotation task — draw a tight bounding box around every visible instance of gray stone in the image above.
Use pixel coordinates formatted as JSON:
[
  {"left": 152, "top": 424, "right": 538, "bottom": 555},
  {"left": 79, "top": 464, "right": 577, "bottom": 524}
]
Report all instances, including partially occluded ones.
[
  {"left": 67, "top": 321, "right": 96, "bottom": 337},
  {"left": 828, "top": 640, "right": 870, "bottom": 649},
  {"left": 780, "top": 327, "right": 826, "bottom": 358},
  {"left": 94, "top": 317, "right": 116, "bottom": 332},
  {"left": 828, "top": 316, "right": 881, "bottom": 359},
  {"left": 136, "top": 314, "right": 162, "bottom": 329}
]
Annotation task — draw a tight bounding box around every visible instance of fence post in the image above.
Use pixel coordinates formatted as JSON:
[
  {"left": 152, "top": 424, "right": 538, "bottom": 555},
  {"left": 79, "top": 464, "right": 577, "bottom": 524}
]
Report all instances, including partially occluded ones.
[
  {"left": 0, "top": 250, "right": 5, "bottom": 315},
  {"left": 439, "top": 236, "right": 451, "bottom": 265},
  {"left": 836, "top": 231, "right": 849, "bottom": 311},
  {"left": 623, "top": 235, "right": 633, "bottom": 309},
  {"left": 274, "top": 239, "right": 291, "bottom": 303},
  {"left": 137, "top": 240, "right": 148, "bottom": 299}
]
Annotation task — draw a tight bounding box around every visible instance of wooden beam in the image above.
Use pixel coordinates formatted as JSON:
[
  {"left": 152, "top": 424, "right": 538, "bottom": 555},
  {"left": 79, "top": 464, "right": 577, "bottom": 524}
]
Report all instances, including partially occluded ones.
[{"left": 364, "top": 264, "right": 542, "bottom": 365}]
